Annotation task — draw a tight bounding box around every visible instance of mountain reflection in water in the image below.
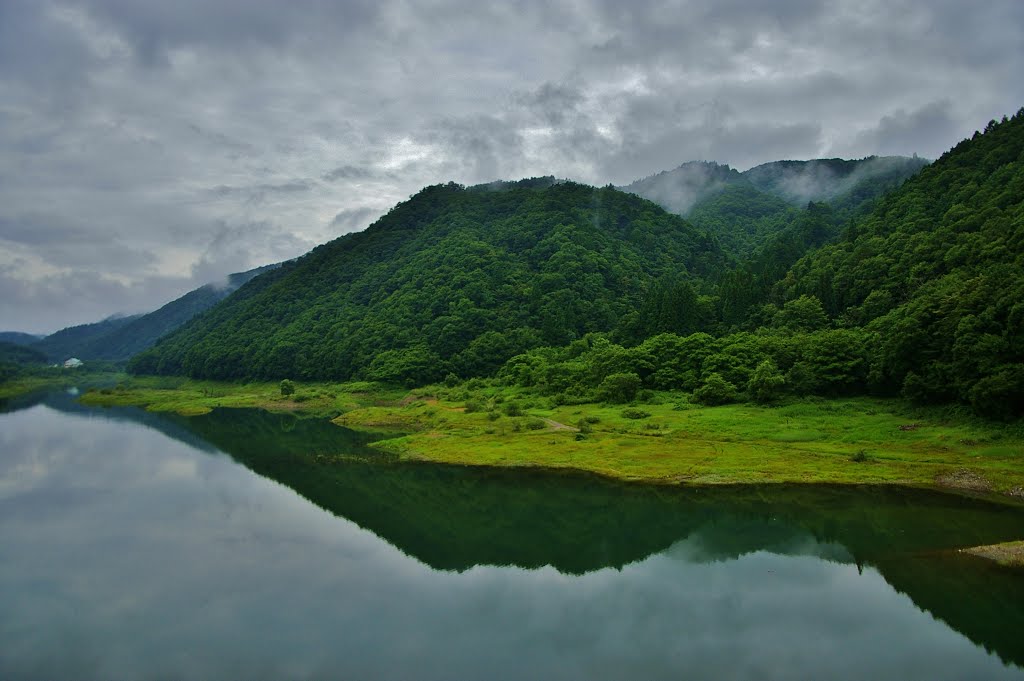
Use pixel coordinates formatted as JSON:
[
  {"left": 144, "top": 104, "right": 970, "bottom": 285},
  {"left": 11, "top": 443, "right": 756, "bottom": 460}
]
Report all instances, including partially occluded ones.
[{"left": 1, "top": 391, "right": 1022, "bottom": 681}]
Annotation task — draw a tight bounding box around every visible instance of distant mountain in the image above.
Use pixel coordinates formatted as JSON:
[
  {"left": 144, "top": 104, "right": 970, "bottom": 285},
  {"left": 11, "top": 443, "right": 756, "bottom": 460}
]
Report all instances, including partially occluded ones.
[
  {"left": 0, "top": 341, "right": 48, "bottom": 366},
  {"left": 619, "top": 161, "right": 742, "bottom": 215},
  {"left": 32, "top": 315, "right": 142, "bottom": 362},
  {"left": 622, "top": 155, "right": 930, "bottom": 258},
  {"left": 129, "top": 180, "right": 727, "bottom": 382},
  {"left": 742, "top": 156, "right": 929, "bottom": 205},
  {"left": 32, "top": 264, "right": 279, "bottom": 363},
  {"left": 0, "top": 332, "right": 43, "bottom": 346}
]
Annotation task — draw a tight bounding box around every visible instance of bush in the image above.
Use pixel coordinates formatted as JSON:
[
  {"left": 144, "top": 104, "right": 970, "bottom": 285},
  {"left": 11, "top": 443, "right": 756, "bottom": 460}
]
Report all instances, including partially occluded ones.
[
  {"left": 576, "top": 419, "right": 593, "bottom": 433},
  {"left": 280, "top": 379, "right": 295, "bottom": 397},
  {"left": 692, "top": 373, "right": 737, "bottom": 406},
  {"left": 525, "top": 417, "right": 547, "bottom": 430},
  {"left": 503, "top": 402, "right": 524, "bottom": 417},
  {"left": 748, "top": 359, "right": 786, "bottom": 404},
  {"left": 596, "top": 372, "right": 642, "bottom": 403},
  {"left": 621, "top": 408, "right": 651, "bottom": 419},
  {"left": 464, "top": 400, "right": 484, "bottom": 413},
  {"left": 584, "top": 415, "right": 601, "bottom": 424}
]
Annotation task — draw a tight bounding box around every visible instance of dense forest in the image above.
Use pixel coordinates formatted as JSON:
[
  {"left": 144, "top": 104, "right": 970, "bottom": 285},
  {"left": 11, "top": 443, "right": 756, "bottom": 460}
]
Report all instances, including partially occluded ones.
[
  {"left": 130, "top": 181, "right": 726, "bottom": 383},
  {"left": 131, "top": 110, "right": 1024, "bottom": 419}
]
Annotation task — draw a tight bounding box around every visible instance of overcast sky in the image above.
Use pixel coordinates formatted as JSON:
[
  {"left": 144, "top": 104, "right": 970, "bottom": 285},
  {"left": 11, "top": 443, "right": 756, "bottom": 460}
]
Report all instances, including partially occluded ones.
[{"left": 2, "top": 0, "right": 1022, "bottom": 333}]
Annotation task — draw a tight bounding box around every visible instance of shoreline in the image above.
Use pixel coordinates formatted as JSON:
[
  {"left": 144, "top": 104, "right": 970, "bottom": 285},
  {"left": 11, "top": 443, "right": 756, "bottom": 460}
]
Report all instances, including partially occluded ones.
[{"left": 45, "top": 375, "right": 1024, "bottom": 503}]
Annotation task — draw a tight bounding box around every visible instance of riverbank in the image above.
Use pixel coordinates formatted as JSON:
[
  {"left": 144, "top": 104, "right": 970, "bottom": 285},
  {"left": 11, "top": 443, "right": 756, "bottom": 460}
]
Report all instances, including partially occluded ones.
[{"left": 65, "top": 376, "right": 1024, "bottom": 499}]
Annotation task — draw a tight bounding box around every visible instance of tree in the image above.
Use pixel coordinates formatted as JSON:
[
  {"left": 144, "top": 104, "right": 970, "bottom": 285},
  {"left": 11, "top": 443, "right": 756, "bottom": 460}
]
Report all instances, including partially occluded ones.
[
  {"left": 693, "top": 373, "right": 737, "bottom": 406},
  {"left": 748, "top": 359, "right": 785, "bottom": 404},
  {"left": 596, "top": 372, "right": 642, "bottom": 403},
  {"left": 775, "top": 295, "right": 828, "bottom": 331},
  {"left": 279, "top": 379, "right": 295, "bottom": 397}
]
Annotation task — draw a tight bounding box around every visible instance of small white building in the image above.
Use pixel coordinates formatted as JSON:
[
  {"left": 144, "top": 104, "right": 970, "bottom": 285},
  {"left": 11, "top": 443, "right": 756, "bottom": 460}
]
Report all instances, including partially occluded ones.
[{"left": 63, "top": 357, "right": 83, "bottom": 368}]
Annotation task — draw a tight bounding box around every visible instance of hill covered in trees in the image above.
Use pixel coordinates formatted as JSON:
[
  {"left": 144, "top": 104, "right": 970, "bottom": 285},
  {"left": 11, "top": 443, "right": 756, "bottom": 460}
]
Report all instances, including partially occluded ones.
[
  {"left": 623, "top": 155, "right": 929, "bottom": 258},
  {"left": 497, "top": 111, "right": 1024, "bottom": 419},
  {"left": 32, "top": 264, "right": 278, "bottom": 363},
  {"left": 130, "top": 181, "right": 727, "bottom": 382},
  {"left": 129, "top": 110, "right": 1024, "bottom": 419}
]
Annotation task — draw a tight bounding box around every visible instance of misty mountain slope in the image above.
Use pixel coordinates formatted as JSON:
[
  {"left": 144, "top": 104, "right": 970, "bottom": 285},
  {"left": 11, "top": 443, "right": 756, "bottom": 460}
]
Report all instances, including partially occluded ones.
[
  {"left": 0, "top": 332, "right": 43, "bottom": 346},
  {"left": 623, "top": 155, "right": 929, "bottom": 260},
  {"left": 619, "top": 161, "right": 744, "bottom": 215},
  {"left": 33, "top": 264, "right": 279, "bottom": 362},
  {"left": 685, "top": 184, "right": 798, "bottom": 256},
  {"left": 742, "top": 156, "right": 929, "bottom": 205},
  {"left": 33, "top": 315, "right": 142, "bottom": 362},
  {"left": 776, "top": 111, "right": 1024, "bottom": 415},
  {"left": 130, "top": 180, "right": 728, "bottom": 382}
]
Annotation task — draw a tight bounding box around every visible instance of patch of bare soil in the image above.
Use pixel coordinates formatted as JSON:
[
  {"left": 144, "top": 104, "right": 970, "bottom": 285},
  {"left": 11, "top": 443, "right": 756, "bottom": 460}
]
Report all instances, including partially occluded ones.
[
  {"left": 961, "top": 541, "right": 1024, "bottom": 568},
  {"left": 542, "top": 418, "right": 579, "bottom": 432},
  {"left": 935, "top": 467, "right": 992, "bottom": 492}
]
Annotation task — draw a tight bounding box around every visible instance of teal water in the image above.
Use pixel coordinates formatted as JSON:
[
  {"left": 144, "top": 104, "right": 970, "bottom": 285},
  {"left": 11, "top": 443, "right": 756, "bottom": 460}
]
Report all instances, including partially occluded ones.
[{"left": 1, "top": 391, "right": 1023, "bottom": 680}]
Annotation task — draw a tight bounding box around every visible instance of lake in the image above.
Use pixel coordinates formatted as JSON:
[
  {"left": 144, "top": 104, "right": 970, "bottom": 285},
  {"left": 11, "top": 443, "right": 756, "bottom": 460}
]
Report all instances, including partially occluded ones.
[{"left": 2, "top": 390, "right": 1023, "bottom": 680}]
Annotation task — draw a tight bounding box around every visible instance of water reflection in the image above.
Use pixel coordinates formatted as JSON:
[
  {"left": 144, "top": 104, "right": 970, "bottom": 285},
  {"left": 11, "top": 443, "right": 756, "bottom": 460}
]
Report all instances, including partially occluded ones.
[{"left": 1, "top": 392, "right": 1022, "bottom": 680}]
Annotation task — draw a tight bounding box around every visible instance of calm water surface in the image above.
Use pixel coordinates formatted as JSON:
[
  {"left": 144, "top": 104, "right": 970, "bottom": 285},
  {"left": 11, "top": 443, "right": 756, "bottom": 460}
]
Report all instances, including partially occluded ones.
[{"left": 1, "top": 391, "right": 1023, "bottom": 680}]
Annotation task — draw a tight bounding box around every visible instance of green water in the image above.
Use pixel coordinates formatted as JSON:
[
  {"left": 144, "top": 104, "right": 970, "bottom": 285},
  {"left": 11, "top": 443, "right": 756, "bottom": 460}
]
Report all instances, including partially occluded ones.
[{"left": 1, "top": 391, "right": 1023, "bottom": 680}]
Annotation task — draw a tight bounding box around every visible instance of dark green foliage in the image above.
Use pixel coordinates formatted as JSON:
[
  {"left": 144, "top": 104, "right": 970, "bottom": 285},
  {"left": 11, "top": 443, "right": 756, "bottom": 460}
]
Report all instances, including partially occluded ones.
[
  {"left": 279, "top": 379, "right": 295, "bottom": 397},
  {"left": 525, "top": 417, "right": 547, "bottom": 430},
  {"left": 748, "top": 359, "right": 786, "bottom": 404},
  {"left": 693, "top": 373, "right": 738, "bottom": 406},
  {"left": 0, "top": 332, "right": 42, "bottom": 346},
  {"left": 774, "top": 295, "right": 828, "bottom": 331},
  {"left": 597, "top": 372, "right": 642, "bottom": 403},
  {"left": 122, "top": 111, "right": 1024, "bottom": 420},
  {"left": 132, "top": 181, "right": 727, "bottom": 382},
  {"left": 777, "top": 109, "right": 1024, "bottom": 417},
  {"left": 33, "top": 315, "right": 141, "bottom": 363},
  {"left": 0, "top": 341, "right": 48, "bottom": 366}
]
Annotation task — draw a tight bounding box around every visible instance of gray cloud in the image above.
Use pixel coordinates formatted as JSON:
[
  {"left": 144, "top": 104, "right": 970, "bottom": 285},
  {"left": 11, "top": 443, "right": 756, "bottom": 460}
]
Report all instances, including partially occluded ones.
[{"left": 1, "top": 0, "right": 1022, "bottom": 333}]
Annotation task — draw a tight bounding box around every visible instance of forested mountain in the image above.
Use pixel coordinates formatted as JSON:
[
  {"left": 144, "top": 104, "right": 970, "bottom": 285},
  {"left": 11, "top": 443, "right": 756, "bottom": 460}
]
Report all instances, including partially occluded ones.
[
  {"left": 33, "top": 315, "right": 142, "bottom": 362},
  {"left": 0, "top": 332, "right": 43, "bottom": 346},
  {"left": 129, "top": 111, "right": 1023, "bottom": 418},
  {"left": 742, "top": 156, "right": 929, "bottom": 205},
  {"left": 0, "top": 341, "right": 49, "bottom": 382},
  {"left": 129, "top": 181, "right": 727, "bottom": 382},
  {"left": 620, "top": 161, "right": 743, "bottom": 215},
  {"left": 495, "top": 110, "right": 1024, "bottom": 419},
  {"left": 33, "top": 264, "right": 278, "bottom": 362},
  {"left": 624, "top": 155, "right": 929, "bottom": 258},
  {"left": 776, "top": 112, "right": 1024, "bottom": 417}
]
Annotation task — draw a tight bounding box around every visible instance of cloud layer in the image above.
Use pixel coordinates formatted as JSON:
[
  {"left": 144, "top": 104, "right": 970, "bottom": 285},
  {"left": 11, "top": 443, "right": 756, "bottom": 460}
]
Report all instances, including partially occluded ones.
[{"left": 2, "top": 0, "right": 1022, "bottom": 332}]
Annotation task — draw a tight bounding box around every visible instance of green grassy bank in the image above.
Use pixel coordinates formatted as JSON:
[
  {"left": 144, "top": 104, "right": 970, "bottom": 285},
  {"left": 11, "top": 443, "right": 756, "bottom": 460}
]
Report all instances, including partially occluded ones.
[{"left": 63, "top": 376, "right": 1024, "bottom": 499}]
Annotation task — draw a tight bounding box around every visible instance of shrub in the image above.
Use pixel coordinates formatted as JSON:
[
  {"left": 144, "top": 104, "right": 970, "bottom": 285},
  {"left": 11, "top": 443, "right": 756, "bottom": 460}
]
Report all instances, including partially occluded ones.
[
  {"left": 464, "top": 400, "right": 484, "bottom": 413},
  {"left": 583, "top": 415, "right": 601, "bottom": 424},
  {"left": 748, "top": 359, "right": 786, "bottom": 404},
  {"left": 503, "top": 402, "right": 524, "bottom": 417},
  {"left": 280, "top": 379, "right": 295, "bottom": 397},
  {"left": 692, "top": 373, "right": 737, "bottom": 406},
  {"left": 597, "top": 372, "right": 642, "bottom": 403},
  {"left": 525, "top": 417, "right": 547, "bottom": 430}
]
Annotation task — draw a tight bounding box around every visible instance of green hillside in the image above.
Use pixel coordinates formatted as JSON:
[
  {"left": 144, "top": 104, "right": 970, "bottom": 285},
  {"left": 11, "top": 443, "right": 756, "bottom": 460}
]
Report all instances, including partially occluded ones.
[
  {"left": 778, "top": 112, "right": 1024, "bottom": 418},
  {"left": 491, "top": 110, "right": 1024, "bottom": 419},
  {"left": 33, "top": 315, "right": 141, "bottom": 363},
  {"left": 130, "top": 180, "right": 727, "bottom": 382}
]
